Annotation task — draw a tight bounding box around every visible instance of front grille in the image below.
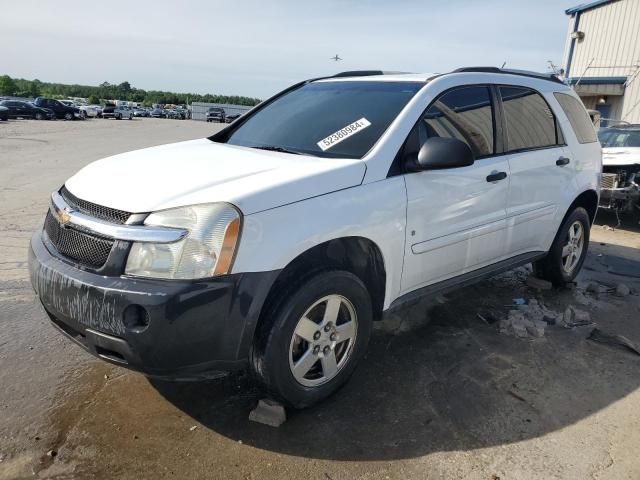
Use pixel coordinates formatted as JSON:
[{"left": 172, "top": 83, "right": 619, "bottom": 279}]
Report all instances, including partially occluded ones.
[
  {"left": 44, "top": 211, "right": 114, "bottom": 268},
  {"left": 61, "top": 186, "right": 131, "bottom": 224},
  {"left": 601, "top": 173, "right": 619, "bottom": 190}
]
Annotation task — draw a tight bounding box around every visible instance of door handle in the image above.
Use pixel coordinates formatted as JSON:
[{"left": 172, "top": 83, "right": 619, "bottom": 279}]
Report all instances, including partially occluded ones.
[
  {"left": 486, "top": 171, "right": 507, "bottom": 182},
  {"left": 556, "top": 156, "right": 570, "bottom": 166}
]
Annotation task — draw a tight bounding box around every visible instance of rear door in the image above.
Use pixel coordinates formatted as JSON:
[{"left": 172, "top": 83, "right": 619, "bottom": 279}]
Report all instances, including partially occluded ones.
[
  {"left": 401, "top": 85, "right": 511, "bottom": 293},
  {"left": 498, "top": 86, "right": 574, "bottom": 256}
]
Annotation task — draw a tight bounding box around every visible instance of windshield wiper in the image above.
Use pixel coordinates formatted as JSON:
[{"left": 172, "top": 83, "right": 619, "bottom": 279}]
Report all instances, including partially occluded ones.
[{"left": 252, "top": 145, "right": 302, "bottom": 155}]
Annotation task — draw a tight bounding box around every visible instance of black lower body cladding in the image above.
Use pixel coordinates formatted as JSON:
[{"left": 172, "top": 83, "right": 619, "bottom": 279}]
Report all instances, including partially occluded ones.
[{"left": 28, "top": 232, "right": 279, "bottom": 380}]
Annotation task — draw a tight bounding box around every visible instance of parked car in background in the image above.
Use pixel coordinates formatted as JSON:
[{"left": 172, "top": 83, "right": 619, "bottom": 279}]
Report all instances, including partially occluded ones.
[
  {"left": 133, "top": 107, "right": 149, "bottom": 117},
  {"left": 206, "top": 107, "right": 226, "bottom": 123},
  {"left": 598, "top": 125, "right": 640, "bottom": 222},
  {"left": 150, "top": 108, "right": 166, "bottom": 118},
  {"left": 225, "top": 112, "right": 242, "bottom": 123},
  {"left": 101, "top": 104, "right": 116, "bottom": 119},
  {"left": 102, "top": 104, "right": 134, "bottom": 120},
  {"left": 0, "top": 100, "right": 55, "bottom": 120},
  {"left": 79, "top": 105, "right": 100, "bottom": 118},
  {"left": 33, "top": 97, "right": 82, "bottom": 120},
  {"left": 166, "top": 109, "right": 184, "bottom": 120},
  {"left": 0, "top": 105, "right": 8, "bottom": 121},
  {"left": 29, "top": 68, "right": 601, "bottom": 408},
  {"left": 175, "top": 108, "right": 189, "bottom": 119}
]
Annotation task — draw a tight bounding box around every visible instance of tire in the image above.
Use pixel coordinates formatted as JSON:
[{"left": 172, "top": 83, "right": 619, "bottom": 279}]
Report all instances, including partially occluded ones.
[
  {"left": 35, "top": 112, "right": 44, "bottom": 120},
  {"left": 128, "top": 114, "right": 133, "bottom": 120},
  {"left": 116, "top": 114, "right": 121, "bottom": 120},
  {"left": 251, "top": 270, "right": 373, "bottom": 408},
  {"left": 64, "top": 112, "right": 73, "bottom": 121},
  {"left": 534, "top": 207, "right": 590, "bottom": 286}
]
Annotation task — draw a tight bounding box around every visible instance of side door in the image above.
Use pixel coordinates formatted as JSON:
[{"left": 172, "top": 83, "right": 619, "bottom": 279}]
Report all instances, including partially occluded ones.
[
  {"left": 14, "top": 101, "right": 29, "bottom": 117},
  {"left": 20, "top": 102, "right": 36, "bottom": 118},
  {"left": 47, "top": 99, "right": 62, "bottom": 117},
  {"left": 401, "top": 85, "right": 511, "bottom": 293},
  {"left": 498, "top": 86, "right": 574, "bottom": 256}
]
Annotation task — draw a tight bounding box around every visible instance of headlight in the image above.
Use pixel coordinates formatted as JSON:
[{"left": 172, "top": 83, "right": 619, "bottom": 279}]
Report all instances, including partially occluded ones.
[{"left": 125, "top": 203, "right": 241, "bottom": 279}]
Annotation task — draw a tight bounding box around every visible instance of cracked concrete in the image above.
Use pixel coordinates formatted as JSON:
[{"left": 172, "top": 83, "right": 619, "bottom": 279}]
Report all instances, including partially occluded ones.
[{"left": 2, "top": 119, "right": 640, "bottom": 479}]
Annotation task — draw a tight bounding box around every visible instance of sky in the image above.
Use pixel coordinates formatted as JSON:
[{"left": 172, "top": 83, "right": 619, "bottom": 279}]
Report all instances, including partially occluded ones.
[{"left": 2, "top": 0, "right": 580, "bottom": 99}]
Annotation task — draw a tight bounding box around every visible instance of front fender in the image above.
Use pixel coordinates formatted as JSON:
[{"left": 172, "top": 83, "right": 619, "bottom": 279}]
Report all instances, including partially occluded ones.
[{"left": 232, "top": 178, "right": 407, "bottom": 309}]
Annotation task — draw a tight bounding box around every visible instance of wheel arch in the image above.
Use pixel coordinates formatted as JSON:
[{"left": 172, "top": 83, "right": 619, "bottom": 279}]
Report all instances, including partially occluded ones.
[
  {"left": 250, "top": 236, "right": 387, "bottom": 352},
  {"left": 269, "top": 236, "right": 385, "bottom": 319},
  {"left": 546, "top": 188, "right": 598, "bottom": 252},
  {"left": 567, "top": 189, "right": 598, "bottom": 226}
]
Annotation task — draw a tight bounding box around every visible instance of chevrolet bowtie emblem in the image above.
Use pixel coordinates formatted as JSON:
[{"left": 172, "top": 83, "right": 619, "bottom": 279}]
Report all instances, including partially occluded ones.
[{"left": 56, "top": 208, "right": 72, "bottom": 226}]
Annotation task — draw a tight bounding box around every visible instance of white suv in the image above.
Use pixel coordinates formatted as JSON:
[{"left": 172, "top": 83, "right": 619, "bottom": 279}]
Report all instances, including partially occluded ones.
[{"left": 29, "top": 68, "right": 601, "bottom": 407}]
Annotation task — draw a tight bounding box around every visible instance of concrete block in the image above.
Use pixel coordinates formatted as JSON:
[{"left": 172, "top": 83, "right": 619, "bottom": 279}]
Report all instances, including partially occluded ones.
[
  {"left": 249, "top": 399, "right": 287, "bottom": 427},
  {"left": 526, "top": 277, "right": 553, "bottom": 290}
]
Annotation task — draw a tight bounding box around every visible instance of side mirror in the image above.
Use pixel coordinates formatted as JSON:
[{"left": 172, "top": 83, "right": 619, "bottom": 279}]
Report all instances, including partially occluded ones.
[{"left": 406, "top": 137, "right": 475, "bottom": 172}]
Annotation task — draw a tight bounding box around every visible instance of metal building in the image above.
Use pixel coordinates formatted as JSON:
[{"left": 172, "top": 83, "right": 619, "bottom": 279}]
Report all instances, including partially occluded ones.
[{"left": 562, "top": 0, "right": 640, "bottom": 124}]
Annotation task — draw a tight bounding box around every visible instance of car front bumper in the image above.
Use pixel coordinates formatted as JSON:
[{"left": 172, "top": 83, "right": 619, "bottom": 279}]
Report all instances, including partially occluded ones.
[
  {"left": 599, "top": 186, "right": 639, "bottom": 209},
  {"left": 28, "top": 231, "right": 279, "bottom": 380}
]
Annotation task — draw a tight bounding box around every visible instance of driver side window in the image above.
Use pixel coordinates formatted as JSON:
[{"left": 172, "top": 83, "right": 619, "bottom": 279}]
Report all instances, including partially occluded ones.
[
  {"left": 393, "top": 85, "right": 497, "bottom": 176},
  {"left": 421, "top": 86, "right": 495, "bottom": 158}
]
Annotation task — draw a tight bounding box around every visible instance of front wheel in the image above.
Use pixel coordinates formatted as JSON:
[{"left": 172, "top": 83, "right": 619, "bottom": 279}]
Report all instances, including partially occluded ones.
[
  {"left": 35, "top": 112, "right": 44, "bottom": 120},
  {"left": 64, "top": 112, "right": 73, "bottom": 121},
  {"left": 251, "top": 270, "right": 372, "bottom": 408},
  {"left": 534, "top": 207, "right": 590, "bottom": 285}
]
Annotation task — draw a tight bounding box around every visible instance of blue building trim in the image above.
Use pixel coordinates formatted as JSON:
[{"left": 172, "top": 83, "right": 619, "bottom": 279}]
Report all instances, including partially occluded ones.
[
  {"left": 565, "top": 0, "right": 618, "bottom": 15},
  {"left": 565, "top": 76, "right": 628, "bottom": 85}
]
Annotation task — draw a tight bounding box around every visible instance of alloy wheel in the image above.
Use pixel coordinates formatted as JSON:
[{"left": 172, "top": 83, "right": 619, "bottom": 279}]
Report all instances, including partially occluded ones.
[
  {"left": 289, "top": 294, "right": 358, "bottom": 387},
  {"left": 562, "top": 220, "right": 584, "bottom": 274}
]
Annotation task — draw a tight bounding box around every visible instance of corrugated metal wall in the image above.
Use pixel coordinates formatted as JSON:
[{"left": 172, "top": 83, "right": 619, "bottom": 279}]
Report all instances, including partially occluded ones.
[
  {"left": 563, "top": 0, "right": 640, "bottom": 122},
  {"left": 191, "top": 102, "right": 253, "bottom": 121}
]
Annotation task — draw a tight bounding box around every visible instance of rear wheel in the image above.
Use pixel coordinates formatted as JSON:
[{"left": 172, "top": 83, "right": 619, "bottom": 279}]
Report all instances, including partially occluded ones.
[
  {"left": 534, "top": 207, "right": 590, "bottom": 285},
  {"left": 251, "top": 271, "right": 372, "bottom": 408},
  {"left": 35, "top": 112, "right": 44, "bottom": 120}
]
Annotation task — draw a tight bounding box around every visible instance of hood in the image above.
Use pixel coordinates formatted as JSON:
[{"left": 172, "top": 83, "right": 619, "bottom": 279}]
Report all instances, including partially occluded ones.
[
  {"left": 64, "top": 139, "right": 366, "bottom": 215},
  {"left": 602, "top": 147, "right": 640, "bottom": 166}
]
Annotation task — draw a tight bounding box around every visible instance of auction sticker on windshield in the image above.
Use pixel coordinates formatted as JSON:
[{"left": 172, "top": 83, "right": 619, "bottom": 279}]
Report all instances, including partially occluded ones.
[{"left": 317, "top": 118, "right": 371, "bottom": 151}]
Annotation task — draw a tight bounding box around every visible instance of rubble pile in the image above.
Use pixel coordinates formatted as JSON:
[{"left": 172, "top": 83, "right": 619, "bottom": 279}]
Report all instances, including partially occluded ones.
[{"left": 498, "top": 299, "right": 593, "bottom": 339}]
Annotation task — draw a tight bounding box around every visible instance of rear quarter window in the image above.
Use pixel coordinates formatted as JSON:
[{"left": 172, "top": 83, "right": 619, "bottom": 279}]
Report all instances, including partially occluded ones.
[{"left": 553, "top": 92, "right": 598, "bottom": 144}]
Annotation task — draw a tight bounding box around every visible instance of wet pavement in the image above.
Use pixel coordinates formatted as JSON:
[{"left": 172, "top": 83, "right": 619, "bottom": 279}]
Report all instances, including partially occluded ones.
[{"left": 2, "top": 119, "right": 640, "bottom": 479}]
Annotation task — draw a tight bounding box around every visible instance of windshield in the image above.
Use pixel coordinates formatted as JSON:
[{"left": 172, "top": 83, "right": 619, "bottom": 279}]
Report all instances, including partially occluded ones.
[
  {"left": 221, "top": 80, "right": 424, "bottom": 158},
  {"left": 598, "top": 128, "right": 640, "bottom": 148}
]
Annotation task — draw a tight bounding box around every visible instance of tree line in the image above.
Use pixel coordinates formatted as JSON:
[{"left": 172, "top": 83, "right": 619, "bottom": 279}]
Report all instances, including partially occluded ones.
[{"left": 0, "top": 75, "right": 262, "bottom": 107}]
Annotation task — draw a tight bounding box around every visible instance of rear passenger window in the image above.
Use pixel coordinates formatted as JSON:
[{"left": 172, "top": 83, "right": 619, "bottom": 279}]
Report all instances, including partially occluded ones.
[
  {"left": 422, "top": 86, "right": 495, "bottom": 158},
  {"left": 553, "top": 92, "right": 598, "bottom": 144},
  {"left": 500, "top": 87, "right": 559, "bottom": 152}
]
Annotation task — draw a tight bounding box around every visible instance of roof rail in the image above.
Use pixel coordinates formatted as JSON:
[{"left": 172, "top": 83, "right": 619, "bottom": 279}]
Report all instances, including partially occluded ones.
[
  {"left": 452, "top": 67, "right": 565, "bottom": 85},
  {"left": 330, "top": 70, "right": 413, "bottom": 78},
  {"left": 332, "top": 70, "right": 385, "bottom": 78}
]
